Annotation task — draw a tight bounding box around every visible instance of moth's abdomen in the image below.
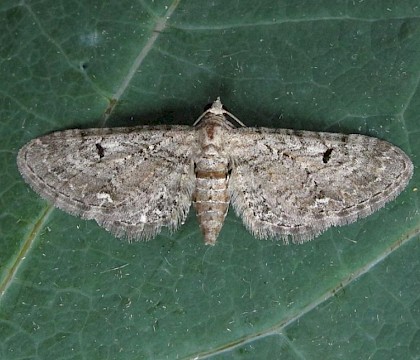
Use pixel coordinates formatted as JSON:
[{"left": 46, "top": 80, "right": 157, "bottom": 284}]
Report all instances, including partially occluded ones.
[{"left": 193, "top": 157, "right": 230, "bottom": 245}]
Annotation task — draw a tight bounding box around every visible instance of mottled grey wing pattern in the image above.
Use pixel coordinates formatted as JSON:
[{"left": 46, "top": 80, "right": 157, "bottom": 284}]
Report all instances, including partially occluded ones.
[
  {"left": 227, "top": 128, "right": 413, "bottom": 243},
  {"left": 17, "top": 96, "right": 414, "bottom": 245},
  {"left": 17, "top": 126, "right": 198, "bottom": 240}
]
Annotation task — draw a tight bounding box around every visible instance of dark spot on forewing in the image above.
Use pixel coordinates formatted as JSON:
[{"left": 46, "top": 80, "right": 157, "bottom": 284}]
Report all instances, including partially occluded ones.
[
  {"left": 323, "top": 148, "right": 333, "bottom": 163},
  {"left": 96, "top": 143, "right": 105, "bottom": 158}
]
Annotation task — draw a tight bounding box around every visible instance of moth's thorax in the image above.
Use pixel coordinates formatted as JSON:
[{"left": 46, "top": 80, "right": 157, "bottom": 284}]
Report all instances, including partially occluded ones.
[
  {"left": 197, "top": 112, "right": 231, "bottom": 134},
  {"left": 193, "top": 113, "right": 231, "bottom": 245},
  {"left": 196, "top": 114, "right": 230, "bottom": 154}
]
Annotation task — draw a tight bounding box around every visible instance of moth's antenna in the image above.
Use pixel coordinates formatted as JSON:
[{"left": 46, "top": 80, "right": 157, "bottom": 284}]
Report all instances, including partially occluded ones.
[{"left": 193, "top": 97, "right": 246, "bottom": 127}]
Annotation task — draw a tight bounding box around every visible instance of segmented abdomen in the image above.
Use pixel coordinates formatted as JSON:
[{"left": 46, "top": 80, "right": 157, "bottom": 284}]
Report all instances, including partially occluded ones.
[{"left": 193, "top": 158, "right": 230, "bottom": 245}]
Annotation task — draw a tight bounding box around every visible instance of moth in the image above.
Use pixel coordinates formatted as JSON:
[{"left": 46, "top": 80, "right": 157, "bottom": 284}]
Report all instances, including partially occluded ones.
[{"left": 17, "top": 98, "right": 413, "bottom": 245}]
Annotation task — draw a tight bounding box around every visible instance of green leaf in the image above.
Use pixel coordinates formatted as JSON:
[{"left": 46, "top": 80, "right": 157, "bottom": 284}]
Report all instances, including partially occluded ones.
[{"left": 1, "top": 1, "right": 419, "bottom": 359}]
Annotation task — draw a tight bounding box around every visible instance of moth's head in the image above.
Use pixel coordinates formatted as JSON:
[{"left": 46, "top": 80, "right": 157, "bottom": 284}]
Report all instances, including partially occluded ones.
[
  {"left": 194, "top": 97, "right": 245, "bottom": 128},
  {"left": 207, "top": 97, "right": 225, "bottom": 115}
]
